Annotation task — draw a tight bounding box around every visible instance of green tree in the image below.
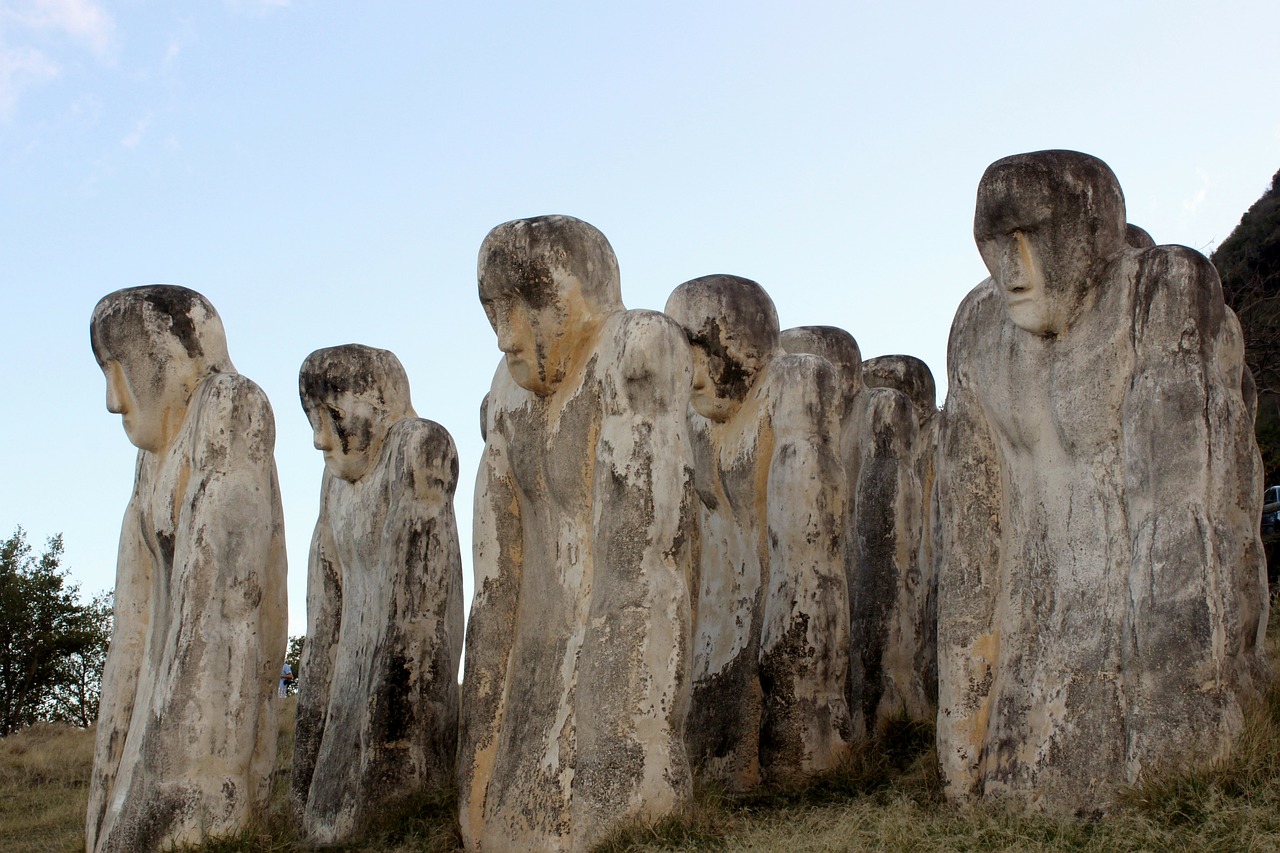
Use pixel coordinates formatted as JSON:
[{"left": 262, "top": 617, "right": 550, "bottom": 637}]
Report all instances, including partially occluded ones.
[
  {"left": 1212, "top": 169, "right": 1280, "bottom": 487},
  {"left": 284, "top": 635, "right": 304, "bottom": 694},
  {"left": 44, "top": 591, "right": 112, "bottom": 728},
  {"left": 1213, "top": 168, "right": 1280, "bottom": 396},
  {"left": 0, "top": 528, "right": 99, "bottom": 736}
]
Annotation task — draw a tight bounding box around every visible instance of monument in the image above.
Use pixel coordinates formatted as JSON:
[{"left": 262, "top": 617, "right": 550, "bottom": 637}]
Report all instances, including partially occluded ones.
[
  {"left": 86, "top": 286, "right": 287, "bottom": 853},
  {"left": 861, "top": 353, "right": 939, "bottom": 711},
  {"left": 779, "top": 328, "right": 930, "bottom": 737},
  {"left": 937, "top": 150, "right": 1270, "bottom": 813},
  {"left": 459, "top": 215, "right": 697, "bottom": 852},
  {"left": 292, "top": 344, "right": 463, "bottom": 845},
  {"left": 667, "top": 279, "right": 851, "bottom": 791}
]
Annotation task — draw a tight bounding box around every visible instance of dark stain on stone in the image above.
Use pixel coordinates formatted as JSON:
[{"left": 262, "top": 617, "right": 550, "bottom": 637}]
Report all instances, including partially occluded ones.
[
  {"left": 690, "top": 316, "right": 753, "bottom": 403},
  {"left": 374, "top": 650, "right": 414, "bottom": 745},
  {"left": 140, "top": 286, "right": 205, "bottom": 360},
  {"left": 758, "top": 612, "right": 812, "bottom": 778},
  {"left": 688, "top": 647, "right": 761, "bottom": 780}
]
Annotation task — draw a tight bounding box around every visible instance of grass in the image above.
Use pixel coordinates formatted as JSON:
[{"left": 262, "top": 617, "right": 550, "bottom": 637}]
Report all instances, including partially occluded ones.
[
  {"left": 0, "top": 721, "right": 95, "bottom": 853},
  {"left": 7, "top": 622, "right": 1280, "bottom": 853}
]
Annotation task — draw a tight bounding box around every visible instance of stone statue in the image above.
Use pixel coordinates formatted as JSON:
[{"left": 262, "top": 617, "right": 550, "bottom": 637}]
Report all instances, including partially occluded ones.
[
  {"left": 86, "top": 286, "right": 287, "bottom": 853},
  {"left": 667, "top": 280, "right": 851, "bottom": 791},
  {"left": 291, "top": 344, "right": 463, "bottom": 845},
  {"left": 459, "top": 215, "right": 697, "bottom": 852},
  {"left": 861, "top": 353, "right": 939, "bottom": 711},
  {"left": 938, "top": 150, "right": 1270, "bottom": 814},
  {"left": 779, "top": 328, "right": 929, "bottom": 737},
  {"left": 1125, "top": 222, "right": 1156, "bottom": 249}
]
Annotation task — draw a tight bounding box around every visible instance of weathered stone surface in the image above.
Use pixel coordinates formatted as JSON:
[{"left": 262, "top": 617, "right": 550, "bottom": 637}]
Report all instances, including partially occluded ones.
[
  {"left": 780, "top": 329, "right": 930, "bottom": 738},
  {"left": 87, "top": 286, "right": 287, "bottom": 853},
  {"left": 861, "top": 354, "right": 939, "bottom": 712},
  {"left": 459, "top": 216, "right": 696, "bottom": 852},
  {"left": 1125, "top": 222, "right": 1156, "bottom": 249},
  {"left": 938, "top": 150, "right": 1271, "bottom": 814},
  {"left": 292, "top": 344, "right": 463, "bottom": 845},
  {"left": 667, "top": 281, "right": 851, "bottom": 791}
]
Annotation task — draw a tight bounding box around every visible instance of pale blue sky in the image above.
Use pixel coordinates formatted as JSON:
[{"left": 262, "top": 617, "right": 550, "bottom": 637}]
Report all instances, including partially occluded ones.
[{"left": 2, "top": 0, "right": 1277, "bottom": 639}]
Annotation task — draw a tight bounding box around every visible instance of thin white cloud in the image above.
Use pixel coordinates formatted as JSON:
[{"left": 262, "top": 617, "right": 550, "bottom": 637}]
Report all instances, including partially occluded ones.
[
  {"left": 162, "top": 37, "right": 181, "bottom": 70},
  {"left": 5, "top": 0, "right": 117, "bottom": 59},
  {"left": 0, "top": 0, "right": 114, "bottom": 116},
  {"left": 120, "top": 113, "right": 151, "bottom": 149},
  {"left": 0, "top": 42, "right": 58, "bottom": 115},
  {"left": 224, "top": 0, "right": 290, "bottom": 15},
  {"left": 1182, "top": 170, "right": 1212, "bottom": 215}
]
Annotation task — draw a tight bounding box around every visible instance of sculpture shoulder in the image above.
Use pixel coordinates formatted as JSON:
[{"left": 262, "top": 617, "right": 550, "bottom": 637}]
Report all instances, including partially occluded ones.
[
  {"left": 769, "top": 350, "right": 838, "bottom": 388},
  {"left": 482, "top": 357, "right": 522, "bottom": 419},
  {"left": 603, "top": 309, "right": 692, "bottom": 382},
  {"left": 384, "top": 416, "right": 460, "bottom": 500},
  {"left": 1130, "top": 244, "right": 1226, "bottom": 339},
  {"left": 190, "top": 371, "right": 277, "bottom": 456},
  {"left": 860, "top": 384, "right": 916, "bottom": 429},
  {"left": 763, "top": 352, "right": 842, "bottom": 429},
  {"left": 947, "top": 278, "right": 1002, "bottom": 385}
]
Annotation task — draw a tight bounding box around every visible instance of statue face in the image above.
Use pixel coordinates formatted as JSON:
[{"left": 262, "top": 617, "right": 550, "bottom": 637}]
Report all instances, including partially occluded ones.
[
  {"left": 480, "top": 267, "right": 588, "bottom": 396},
  {"left": 306, "top": 391, "right": 381, "bottom": 482},
  {"left": 974, "top": 151, "right": 1128, "bottom": 337},
  {"left": 665, "top": 277, "right": 776, "bottom": 424},
  {"left": 977, "top": 229, "right": 1059, "bottom": 336},
  {"left": 687, "top": 339, "right": 746, "bottom": 423},
  {"left": 101, "top": 352, "right": 193, "bottom": 453}
]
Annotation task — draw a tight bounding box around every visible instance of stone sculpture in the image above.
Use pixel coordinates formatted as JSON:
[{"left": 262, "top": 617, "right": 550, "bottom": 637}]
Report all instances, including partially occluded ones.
[
  {"left": 861, "top": 354, "right": 939, "bottom": 711},
  {"left": 459, "top": 215, "right": 697, "bottom": 852},
  {"left": 667, "top": 280, "right": 851, "bottom": 791},
  {"left": 1125, "top": 222, "right": 1156, "bottom": 249},
  {"left": 779, "top": 328, "right": 929, "bottom": 737},
  {"left": 938, "top": 150, "right": 1270, "bottom": 814},
  {"left": 292, "top": 344, "right": 463, "bottom": 845},
  {"left": 86, "top": 286, "right": 287, "bottom": 853}
]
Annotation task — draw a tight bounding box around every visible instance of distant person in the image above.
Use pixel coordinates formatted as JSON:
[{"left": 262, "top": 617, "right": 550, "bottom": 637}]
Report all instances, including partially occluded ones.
[{"left": 279, "top": 662, "right": 294, "bottom": 698}]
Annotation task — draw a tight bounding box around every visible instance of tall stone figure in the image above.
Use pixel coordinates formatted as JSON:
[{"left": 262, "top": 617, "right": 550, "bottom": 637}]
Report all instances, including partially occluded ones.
[
  {"left": 459, "top": 216, "right": 697, "bottom": 852},
  {"left": 779, "top": 328, "right": 929, "bottom": 737},
  {"left": 938, "top": 150, "right": 1270, "bottom": 814},
  {"left": 86, "top": 286, "right": 287, "bottom": 853},
  {"left": 667, "top": 280, "right": 851, "bottom": 791},
  {"left": 861, "top": 354, "right": 939, "bottom": 711},
  {"left": 292, "top": 344, "right": 463, "bottom": 845}
]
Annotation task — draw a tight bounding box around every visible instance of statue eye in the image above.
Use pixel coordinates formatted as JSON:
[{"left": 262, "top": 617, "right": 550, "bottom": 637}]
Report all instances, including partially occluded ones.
[{"left": 326, "top": 405, "right": 344, "bottom": 422}]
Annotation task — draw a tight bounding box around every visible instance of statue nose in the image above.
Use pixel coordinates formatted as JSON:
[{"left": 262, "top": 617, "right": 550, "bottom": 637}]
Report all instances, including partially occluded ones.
[{"left": 106, "top": 382, "right": 126, "bottom": 414}]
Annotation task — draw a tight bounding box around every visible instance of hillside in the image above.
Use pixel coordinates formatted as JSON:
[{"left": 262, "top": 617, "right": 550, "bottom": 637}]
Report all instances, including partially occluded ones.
[{"left": 1213, "top": 168, "right": 1280, "bottom": 485}]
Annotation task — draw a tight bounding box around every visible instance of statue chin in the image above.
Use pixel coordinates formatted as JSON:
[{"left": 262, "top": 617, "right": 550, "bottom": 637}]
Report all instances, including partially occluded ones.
[
  {"left": 506, "top": 354, "right": 553, "bottom": 396},
  {"left": 1005, "top": 300, "right": 1056, "bottom": 337},
  {"left": 690, "top": 390, "right": 738, "bottom": 423}
]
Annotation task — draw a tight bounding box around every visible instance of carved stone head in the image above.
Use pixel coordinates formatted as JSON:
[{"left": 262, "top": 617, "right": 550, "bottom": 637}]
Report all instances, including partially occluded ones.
[
  {"left": 780, "top": 325, "right": 864, "bottom": 410},
  {"left": 862, "top": 355, "right": 937, "bottom": 424},
  {"left": 90, "top": 285, "right": 234, "bottom": 453},
  {"left": 1125, "top": 223, "right": 1155, "bottom": 249},
  {"left": 478, "top": 215, "right": 623, "bottom": 396},
  {"left": 299, "top": 344, "right": 415, "bottom": 482},
  {"left": 665, "top": 275, "right": 779, "bottom": 422},
  {"left": 974, "top": 150, "right": 1127, "bottom": 336}
]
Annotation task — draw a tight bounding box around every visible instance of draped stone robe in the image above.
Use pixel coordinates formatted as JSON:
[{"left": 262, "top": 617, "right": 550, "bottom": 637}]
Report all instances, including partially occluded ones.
[
  {"left": 938, "top": 246, "right": 1270, "bottom": 814},
  {"left": 87, "top": 373, "right": 287, "bottom": 853}
]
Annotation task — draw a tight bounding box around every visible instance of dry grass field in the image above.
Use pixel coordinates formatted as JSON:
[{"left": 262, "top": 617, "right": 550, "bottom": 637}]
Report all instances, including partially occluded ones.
[
  {"left": 0, "top": 722, "right": 95, "bottom": 853},
  {"left": 7, "top": 618, "right": 1280, "bottom": 853}
]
